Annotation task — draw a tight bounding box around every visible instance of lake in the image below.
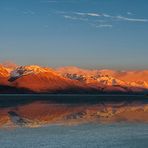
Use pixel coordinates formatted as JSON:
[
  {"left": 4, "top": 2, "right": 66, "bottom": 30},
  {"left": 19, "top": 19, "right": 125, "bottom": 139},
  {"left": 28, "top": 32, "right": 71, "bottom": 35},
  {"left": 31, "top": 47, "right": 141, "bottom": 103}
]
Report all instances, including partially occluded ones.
[
  {"left": 0, "top": 95, "right": 148, "bottom": 148},
  {"left": 0, "top": 123, "right": 148, "bottom": 148}
]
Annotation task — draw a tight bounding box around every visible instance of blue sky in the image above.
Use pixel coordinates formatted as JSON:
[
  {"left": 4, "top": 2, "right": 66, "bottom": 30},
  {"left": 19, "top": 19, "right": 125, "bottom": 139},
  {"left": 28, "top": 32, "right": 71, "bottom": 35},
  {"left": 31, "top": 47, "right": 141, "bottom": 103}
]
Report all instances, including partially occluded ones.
[{"left": 0, "top": 0, "right": 148, "bottom": 69}]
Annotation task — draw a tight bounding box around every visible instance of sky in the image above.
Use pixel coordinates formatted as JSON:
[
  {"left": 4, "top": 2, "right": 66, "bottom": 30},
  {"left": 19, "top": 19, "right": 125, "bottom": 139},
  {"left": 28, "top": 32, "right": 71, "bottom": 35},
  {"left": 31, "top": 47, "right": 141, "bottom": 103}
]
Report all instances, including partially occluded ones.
[{"left": 0, "top": 0, "right": 148, "bottom": 70}]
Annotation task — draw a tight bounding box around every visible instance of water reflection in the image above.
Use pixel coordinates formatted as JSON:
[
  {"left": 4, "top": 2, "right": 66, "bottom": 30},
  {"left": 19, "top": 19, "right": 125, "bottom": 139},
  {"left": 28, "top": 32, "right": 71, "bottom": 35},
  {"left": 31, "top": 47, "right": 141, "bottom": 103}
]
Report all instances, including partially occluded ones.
[{"left": 0, "top": 96, "right": 148, "bottom": 127}]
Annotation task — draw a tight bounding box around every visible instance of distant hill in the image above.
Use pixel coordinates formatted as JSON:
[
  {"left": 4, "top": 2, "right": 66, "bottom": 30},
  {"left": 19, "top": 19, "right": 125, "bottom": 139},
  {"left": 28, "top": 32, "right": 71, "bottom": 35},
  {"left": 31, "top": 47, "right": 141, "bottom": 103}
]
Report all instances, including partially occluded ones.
[{"left": 0, "top": 64, "right": 147, "bottom": 94}]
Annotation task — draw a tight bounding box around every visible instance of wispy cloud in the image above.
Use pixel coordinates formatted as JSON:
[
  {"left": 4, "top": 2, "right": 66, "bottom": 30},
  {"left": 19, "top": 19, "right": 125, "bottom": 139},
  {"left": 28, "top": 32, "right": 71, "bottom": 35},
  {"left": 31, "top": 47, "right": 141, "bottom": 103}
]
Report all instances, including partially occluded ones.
[
  {"left": 102, "top": 13, "right": 113, "bottom": 18},
  {"left": 91, "top": 23, "right": 112, "bottom": 28},
  {"left": 55, "top": 10, "right": 148, "bottom": 29},
  {"left": 116, "top": 15, "right": 148, "bottom": 22},
  {"left": 74, "top": 12, "right": 101, "bottom": 17},
  {"left": 73, "top": 11, "right": 148, "bottom": 22},
  {"left": 63, "top": 15, "right": 88, "bottom": 21}
]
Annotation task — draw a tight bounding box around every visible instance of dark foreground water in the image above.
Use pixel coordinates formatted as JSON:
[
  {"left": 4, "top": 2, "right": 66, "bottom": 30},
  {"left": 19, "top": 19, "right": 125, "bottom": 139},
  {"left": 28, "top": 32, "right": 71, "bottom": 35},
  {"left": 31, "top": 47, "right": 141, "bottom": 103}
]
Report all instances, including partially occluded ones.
[
  {"left": 0, "top": 123, "right": 148, "bottom": 148},
  {"left": 0, "top": 95, "right": 148, "bottom": 148}
]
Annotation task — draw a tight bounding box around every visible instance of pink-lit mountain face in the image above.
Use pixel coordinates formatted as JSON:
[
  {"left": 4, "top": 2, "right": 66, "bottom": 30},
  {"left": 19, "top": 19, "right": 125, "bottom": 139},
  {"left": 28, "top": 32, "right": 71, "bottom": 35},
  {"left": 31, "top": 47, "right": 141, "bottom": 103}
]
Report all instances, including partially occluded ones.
[{"left": 0, "top": 64, "right": 148, "bottom": 94}]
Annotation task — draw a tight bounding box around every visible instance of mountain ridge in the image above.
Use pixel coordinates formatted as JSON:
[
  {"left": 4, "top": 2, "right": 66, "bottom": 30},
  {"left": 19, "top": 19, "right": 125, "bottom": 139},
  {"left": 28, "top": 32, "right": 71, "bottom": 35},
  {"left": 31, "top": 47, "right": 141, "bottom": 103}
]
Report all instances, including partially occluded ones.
[{"left": 0, "top": 64, "right": 147, "bottom": 94}]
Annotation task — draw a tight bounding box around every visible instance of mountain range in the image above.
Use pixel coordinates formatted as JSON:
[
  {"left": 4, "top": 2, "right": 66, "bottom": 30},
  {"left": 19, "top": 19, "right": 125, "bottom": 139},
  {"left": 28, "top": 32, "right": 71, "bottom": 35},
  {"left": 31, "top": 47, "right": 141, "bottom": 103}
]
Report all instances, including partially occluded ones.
[{"left": 0, "top": 64, "right": 148, "bottom": 94}]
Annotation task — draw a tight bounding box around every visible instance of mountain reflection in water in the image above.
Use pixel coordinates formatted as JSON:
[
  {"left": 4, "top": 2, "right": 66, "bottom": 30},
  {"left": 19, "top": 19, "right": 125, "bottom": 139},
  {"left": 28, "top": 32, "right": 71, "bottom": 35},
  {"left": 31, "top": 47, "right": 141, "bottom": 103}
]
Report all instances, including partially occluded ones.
[{"left": 0, "top": 95, "right": 148, "bottom": 128}]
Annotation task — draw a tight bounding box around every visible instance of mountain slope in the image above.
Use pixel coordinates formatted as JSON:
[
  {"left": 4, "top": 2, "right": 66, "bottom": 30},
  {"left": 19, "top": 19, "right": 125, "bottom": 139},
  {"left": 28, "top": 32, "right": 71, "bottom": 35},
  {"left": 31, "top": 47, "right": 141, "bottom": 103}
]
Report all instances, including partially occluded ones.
[
  {"left": 0, "top": 64, "right": 146, "bottom": 94},
  {"left": 57, "top": 67, "right": 148, "bottom": 93},
  {"left": 0, "top": 65, "right": 10, "bottom": 86},
  {"left": 8, "top": 65, "right": 94, "bottom": 93}
]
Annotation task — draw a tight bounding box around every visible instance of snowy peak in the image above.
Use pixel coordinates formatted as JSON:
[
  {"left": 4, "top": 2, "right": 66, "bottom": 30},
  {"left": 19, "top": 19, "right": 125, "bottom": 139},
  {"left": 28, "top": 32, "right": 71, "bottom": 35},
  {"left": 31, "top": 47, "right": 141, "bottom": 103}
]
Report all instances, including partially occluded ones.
[
  {"left": 8, "top": 65, "right": 57, "bottom": 82},
  {"left": 63, "top": 73, "right": 86, "bottom": 82},
  {"left": 13, "top": 65, "right": 53, "bottom": 74},
  {"left": 63, "top": 73, "right": 126, "bottom": 86},
  {"left": 0, "top": 64, "right": 147, "bottom": 93},
  {"left": 96, "top": 75, "right": 126, "bottom": 86}
]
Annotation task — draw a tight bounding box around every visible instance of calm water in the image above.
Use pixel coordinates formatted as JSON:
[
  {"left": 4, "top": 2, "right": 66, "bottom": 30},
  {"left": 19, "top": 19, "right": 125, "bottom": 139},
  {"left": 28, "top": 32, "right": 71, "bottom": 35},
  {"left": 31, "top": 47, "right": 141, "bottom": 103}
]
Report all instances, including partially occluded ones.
[
  {"left": 0, "top": 123, "right": 148, "bottom": 148},
  {"left": 0, "top": 95, "right": 148, "bottom": 148}
]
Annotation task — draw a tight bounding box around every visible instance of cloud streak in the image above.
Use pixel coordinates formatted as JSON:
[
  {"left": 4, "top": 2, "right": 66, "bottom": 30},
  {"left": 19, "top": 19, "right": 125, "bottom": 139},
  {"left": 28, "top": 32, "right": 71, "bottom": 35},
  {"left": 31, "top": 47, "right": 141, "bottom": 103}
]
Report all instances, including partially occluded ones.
[
  {"left": 116, "top": 15, "right": 148, "bottom": 22},
  {"left": 56, "top": 10, "right": 148, "bottom": 29},
  {"left": 75, "top": 12, "right": 148, "bottom": 22},
  {"left": 63, "top": 15, "right": 88, "bottom": 21},
  {"left": 73, "top": 11, "right": 148, "bottom": 22},
  {"left": 74, "top": 12, "right": 101, "bottom": 17}
]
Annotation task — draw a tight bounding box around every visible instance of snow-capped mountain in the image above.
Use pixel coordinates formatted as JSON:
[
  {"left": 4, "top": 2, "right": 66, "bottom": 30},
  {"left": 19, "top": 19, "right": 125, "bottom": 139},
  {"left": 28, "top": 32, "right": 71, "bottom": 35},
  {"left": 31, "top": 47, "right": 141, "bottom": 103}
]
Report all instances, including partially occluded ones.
[
  {"left": 8, "top": 65, "right": 55, "bottom": 82},
  {"left": 63, "top": 73, "right": 86, "bottom": 82},
  {"left": 58, "top": 66, "right": 148, "bottom": 90},
  {"left": 63, "top": 73, "right": 126, "bottom": 85},
  {"left": 62, "top": 71, "right": 148, "bottom": 93},
  {"left": 0, "top": 64, "right": 147, "bottom": 93},
  {"left": 7, "top": 65, "right": 92, "bottom": 93},
  {"left": 57, "top": 66, "right": 148, "bottom": 82}
]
